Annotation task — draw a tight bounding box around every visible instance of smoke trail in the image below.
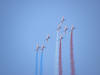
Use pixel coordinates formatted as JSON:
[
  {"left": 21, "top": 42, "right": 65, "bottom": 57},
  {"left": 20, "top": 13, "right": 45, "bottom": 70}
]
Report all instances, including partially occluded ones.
[
  {"left": 59, "top": 39, "right": 62, "bottom": 75},
  {"left": 70, "top": 30, "right": 75, "bottom": 75},
  {"left": 40, "top": 51, "right": 43, "bottom": 75},
  {"left": 55, "top": 31, "right": 59, "bottom": 75},
  {"left": 35, "top": 51, "right": 38, "bottom": 75}
]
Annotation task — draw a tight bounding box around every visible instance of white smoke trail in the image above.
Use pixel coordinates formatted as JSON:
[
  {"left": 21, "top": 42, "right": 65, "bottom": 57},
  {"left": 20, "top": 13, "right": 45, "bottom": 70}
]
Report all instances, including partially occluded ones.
[{"left": 55, "top": 31, "right": 59, "bottom": 75}]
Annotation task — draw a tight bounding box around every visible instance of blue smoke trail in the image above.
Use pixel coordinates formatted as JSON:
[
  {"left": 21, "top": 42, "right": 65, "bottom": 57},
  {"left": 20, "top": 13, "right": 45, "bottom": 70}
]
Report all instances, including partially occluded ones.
[
  {"left": 35, "top": 51, "right": 38, "bottom": 75},
  {"left": 40, "top": 51, "right": 43, "bottom": 75}
]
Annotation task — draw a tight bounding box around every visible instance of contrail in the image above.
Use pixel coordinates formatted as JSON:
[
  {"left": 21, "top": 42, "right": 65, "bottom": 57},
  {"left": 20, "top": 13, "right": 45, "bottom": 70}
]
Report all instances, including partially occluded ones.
[
  {"left": 40, "top": 51, "right": 43, "bottom": 75},
  {"left": 70, "top": 30, "right": 75, "bottom": 75},
  {"left": 59, "top": 39, "right": 62, "bottom": 75},
  {"left": 55, "top": 31, "right": 59, "bottom": 75},
  {"left": 35, "top": 51, "right": 38, "bottom": 75}
]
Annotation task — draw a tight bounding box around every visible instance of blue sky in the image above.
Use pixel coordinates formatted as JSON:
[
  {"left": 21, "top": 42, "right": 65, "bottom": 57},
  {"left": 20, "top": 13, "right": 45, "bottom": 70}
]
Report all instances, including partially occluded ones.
[{"left": 0, "top": 0, "right": 100, "bottom": 75}]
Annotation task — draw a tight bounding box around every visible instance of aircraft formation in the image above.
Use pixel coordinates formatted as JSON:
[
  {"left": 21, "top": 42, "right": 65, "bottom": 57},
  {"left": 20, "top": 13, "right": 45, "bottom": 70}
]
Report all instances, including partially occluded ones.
[
  {"left": 33, "top": 16, "right": 75, "bottom": 75},
  {"left": 33, "top": 16, "right": 74, "bottom": 52}
]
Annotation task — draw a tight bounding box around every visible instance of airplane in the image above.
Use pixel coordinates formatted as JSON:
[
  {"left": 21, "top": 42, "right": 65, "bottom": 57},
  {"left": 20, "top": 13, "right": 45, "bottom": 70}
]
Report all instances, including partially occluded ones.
[
  {"left": 41, "top": 44, "right": 46, "bottom": 51},
  {"left": 71, "top": 25, "right": 75, "bottom": 31},
  {"left": 60, "top": 34, "right": 63, "bottom": 40},
  {"left": 35, "top": 44, "right": 40, "bottom": 51},
  {"left": 64, "top": 25, "right": 68, "bottom": 34},
  {"left": 61, "top": 16, "right": 64, "bottom": 23},
  {"left": 57, "top": 24, "right": 61, "bottom": 31},
  {"left": 45, "top": 34, "right": 50, "bottom": 42}
]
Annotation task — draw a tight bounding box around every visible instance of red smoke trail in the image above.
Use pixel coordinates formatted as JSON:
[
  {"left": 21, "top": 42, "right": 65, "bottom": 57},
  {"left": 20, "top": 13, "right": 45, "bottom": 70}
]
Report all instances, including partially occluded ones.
[
  {"left": 70, "top": 30, "right": 75, "bottom": 75},
  {"left": 59, "top": 39, "right": 62, "bottom": 75}
]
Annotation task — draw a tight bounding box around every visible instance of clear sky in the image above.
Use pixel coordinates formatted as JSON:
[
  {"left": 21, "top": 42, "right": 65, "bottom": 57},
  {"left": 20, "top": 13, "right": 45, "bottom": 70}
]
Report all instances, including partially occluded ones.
[{"left": 0, "top": 0, "right": 100, "bottom": 75}]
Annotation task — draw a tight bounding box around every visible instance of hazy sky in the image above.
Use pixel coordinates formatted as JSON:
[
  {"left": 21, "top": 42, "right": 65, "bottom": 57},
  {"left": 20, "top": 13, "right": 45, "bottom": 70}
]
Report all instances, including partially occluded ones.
[{"left": 0, "top": 0, "right": 100, "bottom": 75}]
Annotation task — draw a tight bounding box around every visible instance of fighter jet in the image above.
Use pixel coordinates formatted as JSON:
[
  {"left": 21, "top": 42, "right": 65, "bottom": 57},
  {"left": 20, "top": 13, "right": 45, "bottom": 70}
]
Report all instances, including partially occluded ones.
[
  {"left": 71, "top": 25, "right": 75, "bottom": 31},
  {"left": 35, "top": 44, "right": 40, "bottom": 51},
  {"left": 64, "top": 25, "right": 68, "bottom": 34},
  {"left": 45, "top": 34, "right": 50, "bottom": 42},
  {"left": 57, "top": 23, "right": 61, "bottom": 31},
  {"left": 41, "top": 44, "right": 45, "bottom": 51},
  {"left": 60, "top": 34, "right": 63, "bottom": 40},
  {"left": 61, "top": 16, "right": 64, "bottom": 23}
]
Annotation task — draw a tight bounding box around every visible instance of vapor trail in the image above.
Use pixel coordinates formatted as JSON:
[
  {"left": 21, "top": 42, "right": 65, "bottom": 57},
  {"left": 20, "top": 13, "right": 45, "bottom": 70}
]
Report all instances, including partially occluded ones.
[
  {"left": 55, "top": 31, "right": 59, "bottom": 75},
  {"left": 40, "top": 51, "right": 43, "bottom": 75},
  {"left": 70, "top": 30, "right": 75, "bottom": 75},
  {"left": 35, "top": 51, "right": 38, "bottom": 75},
  {"left": 59, "top": 39, "right": 62, "bottom": 75}
]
